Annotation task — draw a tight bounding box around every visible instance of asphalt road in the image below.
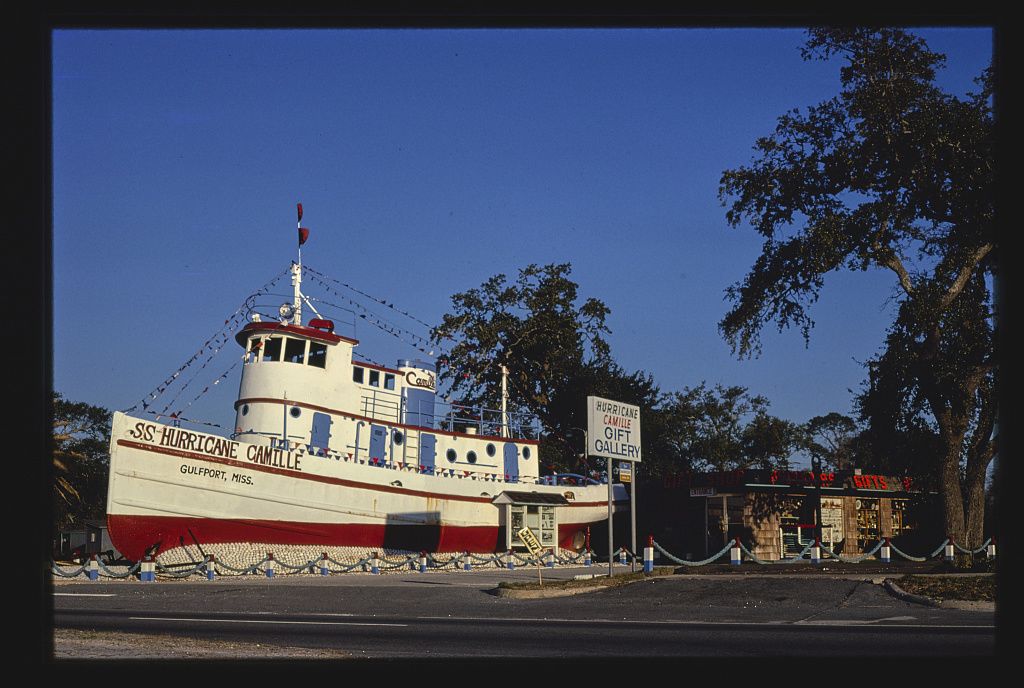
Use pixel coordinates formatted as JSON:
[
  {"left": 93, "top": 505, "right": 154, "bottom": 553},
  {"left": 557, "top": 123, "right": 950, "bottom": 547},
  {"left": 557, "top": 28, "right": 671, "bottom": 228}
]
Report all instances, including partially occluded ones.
[{"left": 50, "top": 565, "right": 995, "bottom": 658}]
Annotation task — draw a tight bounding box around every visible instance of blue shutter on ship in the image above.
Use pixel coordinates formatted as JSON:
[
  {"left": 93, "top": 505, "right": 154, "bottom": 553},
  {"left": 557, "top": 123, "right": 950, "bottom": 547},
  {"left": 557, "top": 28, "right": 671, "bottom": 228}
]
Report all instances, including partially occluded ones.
[
  {"left": 403, "top": 388, "right": 435, "bottom": 428},
  {"left": 503, "top": 443, "right": 519, "bottom": 482},
  {"left": 369, "top": 425, "right": 388, "bottom": 466},
  {"left": 310, "top": 412, "right": 332, "bottom": 450},
  {"left": 419, "top": 433, "right": 436, "bottom": 473}
]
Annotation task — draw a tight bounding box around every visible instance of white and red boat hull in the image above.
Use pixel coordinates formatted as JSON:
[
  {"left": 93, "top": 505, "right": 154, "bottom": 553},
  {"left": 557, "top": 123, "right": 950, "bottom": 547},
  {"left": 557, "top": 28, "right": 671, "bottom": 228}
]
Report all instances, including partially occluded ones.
[{"left": 106, "top": 412, "right": 625, "bottom": 561}]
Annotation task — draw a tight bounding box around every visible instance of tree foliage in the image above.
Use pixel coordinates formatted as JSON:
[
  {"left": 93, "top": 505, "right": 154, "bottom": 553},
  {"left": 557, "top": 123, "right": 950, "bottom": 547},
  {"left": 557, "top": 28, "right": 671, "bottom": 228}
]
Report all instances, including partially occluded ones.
[
  {"left": 431, "top": 263, "right": 611, "bottom": 436},
  {"left": 719, "top": 28, "right": 995, "bottom": 545},
  {"left": 53, "top": 392, "right": 112, "bottom": 530},
  {"left": 665, "top": 383, "right": 801, "bottom": 472},
  {"left": 802, "top": 412, "right": 859, "bottom": 471},
  {"left": 433, "top": 264, "right": 802, "bottom": 477}
]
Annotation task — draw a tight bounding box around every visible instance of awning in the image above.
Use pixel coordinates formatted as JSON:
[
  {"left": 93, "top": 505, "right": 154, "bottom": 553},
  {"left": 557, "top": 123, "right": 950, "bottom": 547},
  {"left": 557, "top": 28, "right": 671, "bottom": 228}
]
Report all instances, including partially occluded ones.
[{"left": 492, "top": 491, "right": 571, "bottom": 506}]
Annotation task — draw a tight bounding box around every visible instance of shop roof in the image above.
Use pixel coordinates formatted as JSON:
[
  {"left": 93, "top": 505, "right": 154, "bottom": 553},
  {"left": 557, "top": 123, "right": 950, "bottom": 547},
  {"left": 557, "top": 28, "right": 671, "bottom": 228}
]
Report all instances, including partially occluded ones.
[{"left": 492, "top": 491, "right": 571, "bottom": 506}]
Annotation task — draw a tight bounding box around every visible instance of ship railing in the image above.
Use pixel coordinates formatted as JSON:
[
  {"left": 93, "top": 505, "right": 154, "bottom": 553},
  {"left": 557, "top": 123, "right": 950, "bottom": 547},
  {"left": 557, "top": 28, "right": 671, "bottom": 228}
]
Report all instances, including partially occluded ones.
[
  {"left": 358, "top": 389, "right": 541, "bottom": 440},
  {"left": 538, "top": 473, "right": 603, "bottom": 487},
  {"left": 360, "top": 390, "right": 403, "bottom": 424}
]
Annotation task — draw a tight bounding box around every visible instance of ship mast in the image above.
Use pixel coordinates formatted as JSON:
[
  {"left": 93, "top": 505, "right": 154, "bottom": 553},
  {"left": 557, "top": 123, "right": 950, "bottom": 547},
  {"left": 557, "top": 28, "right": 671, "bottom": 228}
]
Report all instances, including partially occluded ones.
[
  {"left": 292, "top": 203, "right": 304, "bottom": 325},
  {"left": 500, "top": 364, "right": 509, "bottom": 438},
  {"left": 288, "top": 203, "right": 324, "bottom": 326}
]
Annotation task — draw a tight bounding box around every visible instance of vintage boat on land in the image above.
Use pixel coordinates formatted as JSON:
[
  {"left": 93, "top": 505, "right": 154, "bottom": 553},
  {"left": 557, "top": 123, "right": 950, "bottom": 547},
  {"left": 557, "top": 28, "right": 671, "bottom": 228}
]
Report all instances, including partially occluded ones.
[{"left": 105, "top": 208, "right": 627, "bottom": 563}]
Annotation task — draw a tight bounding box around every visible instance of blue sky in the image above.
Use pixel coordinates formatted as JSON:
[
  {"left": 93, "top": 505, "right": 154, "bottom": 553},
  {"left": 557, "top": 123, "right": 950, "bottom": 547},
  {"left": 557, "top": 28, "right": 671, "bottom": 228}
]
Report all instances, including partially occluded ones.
[{"left": 52, "top": 28, "right": 993, "bottom": 465}]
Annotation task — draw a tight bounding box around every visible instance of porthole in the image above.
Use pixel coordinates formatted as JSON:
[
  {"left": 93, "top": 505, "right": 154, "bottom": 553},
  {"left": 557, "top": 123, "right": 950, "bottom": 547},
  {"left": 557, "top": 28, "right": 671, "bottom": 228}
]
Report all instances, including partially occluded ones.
[
  {"left": 467, "top": 451, "right": 477, "bottom": 464},
  {"left": 486, "top": 443, "right": 496, "bottom": 457},
  {"left": 290, "top": 406, "right": 301, "bottom": 418},
  {"left": 241, "top": 404, "right": 249, "bottom": 416},
  {"left": 523, "top": 446, "right": 531, "bottom": 459},
  {"left": 393, "top": 431, "right": 404, "bottom": 445},
  {"left": 446, "top": 448, "right": 457, "bottom": 463}
]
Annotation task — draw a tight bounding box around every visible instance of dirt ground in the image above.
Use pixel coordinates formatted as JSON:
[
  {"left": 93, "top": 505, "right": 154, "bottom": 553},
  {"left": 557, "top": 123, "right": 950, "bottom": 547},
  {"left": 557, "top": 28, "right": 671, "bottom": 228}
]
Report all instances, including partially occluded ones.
[{"left": 51, "top": 629, "right": 356, "bottom": 660}]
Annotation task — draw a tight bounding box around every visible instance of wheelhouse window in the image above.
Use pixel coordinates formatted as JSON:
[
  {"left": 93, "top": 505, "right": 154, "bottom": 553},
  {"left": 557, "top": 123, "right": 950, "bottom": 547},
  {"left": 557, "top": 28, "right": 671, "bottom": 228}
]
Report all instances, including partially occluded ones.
[
  {"left": 246, "top": 337, "right": 262, "bottom": 364},
  {"left": 262, "top": 336, "right": 283, "bottom": 362},
  {"left": 308, "top": 341, "right": 328, "bottom": 368},
  {"left": 285, "top": 337, "right": 307, "bottom": 364},
  {"left": 368, "top": 370, "right": 380, "bottom": 387},
  {"left": 353, "top": 366, "right": 364, "bottom": 384},
  {"left": 384, "top": 373, "right": 396, "bottom": 390}
]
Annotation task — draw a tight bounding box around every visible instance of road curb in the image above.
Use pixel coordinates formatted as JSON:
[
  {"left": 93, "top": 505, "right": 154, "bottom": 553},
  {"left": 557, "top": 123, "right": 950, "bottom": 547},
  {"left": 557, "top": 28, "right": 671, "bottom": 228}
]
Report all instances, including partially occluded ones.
[
  {"left": 883, "top": 578, "right": 943, "bottom": 607},
  {"left": 493, "top": 585, "right": 608, "bottom": 599},
  {"left": 493, "top": 572, "right": 663, "bottom": 598}
]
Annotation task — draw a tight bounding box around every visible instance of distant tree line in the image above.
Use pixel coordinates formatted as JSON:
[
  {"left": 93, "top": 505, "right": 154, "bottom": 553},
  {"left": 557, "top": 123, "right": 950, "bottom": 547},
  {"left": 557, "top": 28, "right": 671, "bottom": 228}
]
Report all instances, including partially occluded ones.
[{"left": 52, "top": 392, "right": 111, "bottom": 530}]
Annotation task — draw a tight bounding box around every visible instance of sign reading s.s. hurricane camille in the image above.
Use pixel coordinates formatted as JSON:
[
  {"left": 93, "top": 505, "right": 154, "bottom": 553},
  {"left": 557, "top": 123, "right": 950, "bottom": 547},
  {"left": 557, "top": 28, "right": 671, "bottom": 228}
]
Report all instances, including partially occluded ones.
[{"left": 587, "top": 396, "right": 641, "bottom": 462}]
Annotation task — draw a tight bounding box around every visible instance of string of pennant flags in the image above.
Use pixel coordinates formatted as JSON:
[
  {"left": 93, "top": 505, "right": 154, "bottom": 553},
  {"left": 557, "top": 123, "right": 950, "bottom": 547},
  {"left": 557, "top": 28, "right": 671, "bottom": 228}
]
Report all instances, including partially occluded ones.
[
  {"left": 157, "top": 328, "right": 236, "bottom": 415},
  {"left": 352, "top": 351, "right": 387, "bottom": 368},
  {"left": 302, "top": 268, "right": 433, "bottom": 344},
  {"left": 122, "top": 248, "right": 467, "bottom": 428},
  {"left": 303, "top": 264, "right": 436, "bottom": 331},
  {"left": 302, "top": 269, "right": 444, "bottom": 358},
  {"left": 124, "top": 268, "right": 290, "bottom": 415},
  {"left": 169, "top": 358, "right": 243, "bottom": 423}
]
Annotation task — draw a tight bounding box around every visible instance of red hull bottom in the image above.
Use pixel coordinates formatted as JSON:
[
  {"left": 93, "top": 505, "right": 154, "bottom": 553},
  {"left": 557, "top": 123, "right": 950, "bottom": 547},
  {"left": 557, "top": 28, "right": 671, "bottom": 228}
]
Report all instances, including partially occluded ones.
[{"left": 107, "top": 514, "right": 590, "bottom": 562}]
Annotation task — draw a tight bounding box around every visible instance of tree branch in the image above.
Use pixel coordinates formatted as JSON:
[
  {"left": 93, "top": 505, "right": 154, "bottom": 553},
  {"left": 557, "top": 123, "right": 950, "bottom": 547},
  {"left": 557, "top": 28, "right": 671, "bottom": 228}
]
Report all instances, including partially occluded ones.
[
  {"left": 880, "top": 252, "right": 915, "bottom": 296},
  {"left": 939, "top": 243, "right": 993, "bottom": 311}
]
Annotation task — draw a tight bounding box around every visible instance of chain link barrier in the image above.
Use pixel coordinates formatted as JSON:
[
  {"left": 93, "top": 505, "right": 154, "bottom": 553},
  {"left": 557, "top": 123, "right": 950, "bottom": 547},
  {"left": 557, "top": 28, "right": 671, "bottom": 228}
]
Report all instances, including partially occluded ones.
[
  {"left": 888, "top": 539, "right": 949, "bottom": 562},
  {"left": 377, "top": 554, "right": 419, "bottom": 571},
  {"left": 51, "top": 534, "right": 992, "bottom": 579},
  {"left": 737, "top": 540, "right": 815, "bottom": 565},
  {"left": 51, "top": 561, "right": 89, "bottom": 578},
  {"left": 818, "top": 540, "right": 883, "bottom": 563},
  {"left": 209, "top": 556, "right": 272, "bottom": 575},
  {"left": 653, "top": 541, "right": 733, "bottom": 566},
  {"left": 96, "top": 560, "right": 142, "bottom": 578},
  {"left": 155, "top": 560, "right": 211, "bottom": 579},
  {"left": 953, "top": 538, "right": 992, "bottom": 555},
  {"left": 426, "top": 553, "right": 462, "bottom": 568},
  {"left": 468, "top": 553, "right": 505, "bottom": 566},
  {"left": 322, "top": 555, "right": 373, "bottom": 574}
]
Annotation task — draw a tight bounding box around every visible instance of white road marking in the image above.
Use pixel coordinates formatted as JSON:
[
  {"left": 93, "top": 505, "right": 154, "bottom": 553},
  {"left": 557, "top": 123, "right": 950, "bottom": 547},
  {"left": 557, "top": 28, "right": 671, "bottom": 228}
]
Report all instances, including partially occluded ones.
[
  {"left": 54, "top": 593, "right": 116, "bottom": 597},
  {"left": 129, "top": 616, "right": 407, "bottom": 627},
  {"left": 414, "top": 615, "right": 992, "bottom": 629}
]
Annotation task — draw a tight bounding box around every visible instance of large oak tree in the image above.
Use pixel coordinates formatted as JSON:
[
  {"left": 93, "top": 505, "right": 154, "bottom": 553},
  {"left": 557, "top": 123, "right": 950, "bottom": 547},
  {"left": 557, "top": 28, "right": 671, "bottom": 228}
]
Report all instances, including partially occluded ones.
[{"left": 718, "top": 28, "right": 994, "bottom": 547}]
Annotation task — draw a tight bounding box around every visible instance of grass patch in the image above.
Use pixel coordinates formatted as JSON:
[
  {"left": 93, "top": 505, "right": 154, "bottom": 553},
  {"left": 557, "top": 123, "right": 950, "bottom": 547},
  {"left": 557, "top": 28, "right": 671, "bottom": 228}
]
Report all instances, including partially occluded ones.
[
  {"left": 498, "top": 567, "right": 674, "bottom": 591},
  {"left": 898, "top": 575, "right": 996, "bottom": 602}
]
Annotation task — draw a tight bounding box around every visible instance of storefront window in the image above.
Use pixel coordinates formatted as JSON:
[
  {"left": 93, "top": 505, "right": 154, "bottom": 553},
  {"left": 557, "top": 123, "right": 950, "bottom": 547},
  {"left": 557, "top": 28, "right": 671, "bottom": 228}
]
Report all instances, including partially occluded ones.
[
  {"left": 510, "top": 506, "right": 524, "bottom": 533},
  {"left": 857, "top": 498, "right": 879, "bottom": 549},
  {"left": 820, "top": 497, "right": 844, "bottom": 548},
  {"left": 510, "top": 504, "right": 557, "bottom": 550},
  {"left": 779, "top": 497, "right": 815, "bottom": 556},
  {"left": 891, "top": 499, "right": 910, "bottom": 536}
]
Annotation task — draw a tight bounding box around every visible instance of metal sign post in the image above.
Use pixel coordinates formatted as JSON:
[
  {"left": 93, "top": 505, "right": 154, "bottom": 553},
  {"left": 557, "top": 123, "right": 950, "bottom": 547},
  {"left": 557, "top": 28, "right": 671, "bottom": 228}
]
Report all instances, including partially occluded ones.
[
  {"left": 631, "top": 462, "right": 637, "bottom": 573},
  {"left": 607, "top": 456, "right": 613, "bottom": 577}
]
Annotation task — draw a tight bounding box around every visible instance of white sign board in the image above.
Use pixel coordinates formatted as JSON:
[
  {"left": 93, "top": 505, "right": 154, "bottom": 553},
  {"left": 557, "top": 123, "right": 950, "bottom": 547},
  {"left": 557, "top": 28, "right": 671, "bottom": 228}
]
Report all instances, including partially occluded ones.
[
  {"left": 516, "top": 526, "right": 543, "bottom": 557},
  {"left": 587, "top": 396, "right": 641, "bottom": 462}
]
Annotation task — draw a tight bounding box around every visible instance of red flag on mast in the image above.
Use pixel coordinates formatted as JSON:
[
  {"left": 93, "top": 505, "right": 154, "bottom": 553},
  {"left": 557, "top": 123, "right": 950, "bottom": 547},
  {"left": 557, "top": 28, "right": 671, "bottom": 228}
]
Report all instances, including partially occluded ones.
[{"left": 297, "top": 202, "right": 309, "bottom": 245}]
